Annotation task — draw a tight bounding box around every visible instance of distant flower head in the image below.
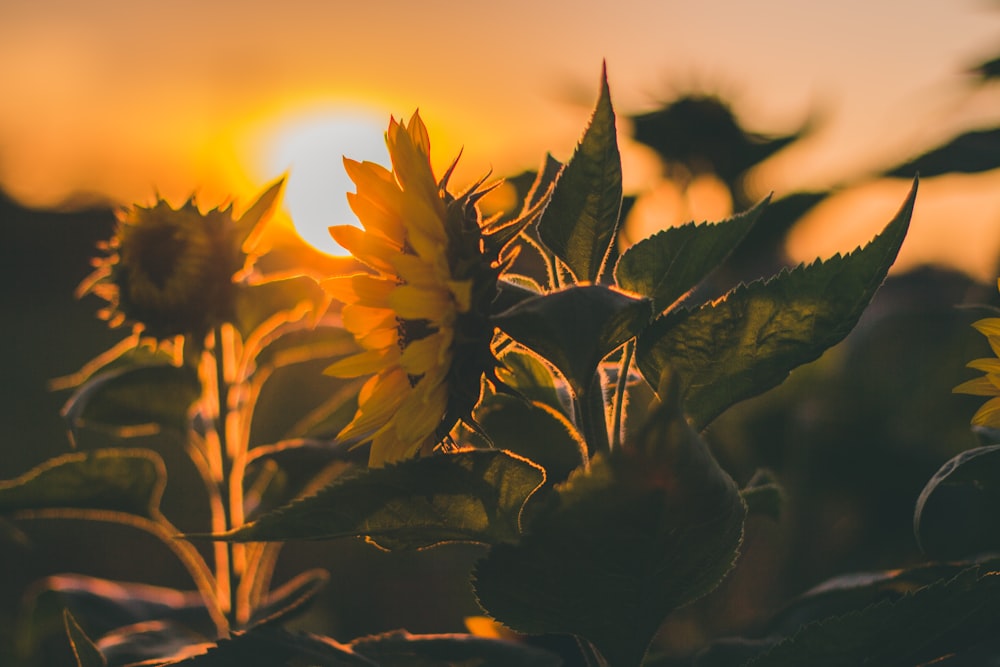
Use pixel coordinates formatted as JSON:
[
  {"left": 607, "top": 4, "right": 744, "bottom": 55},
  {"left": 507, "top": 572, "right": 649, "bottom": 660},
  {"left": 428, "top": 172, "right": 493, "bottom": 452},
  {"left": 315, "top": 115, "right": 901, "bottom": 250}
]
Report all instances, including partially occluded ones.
[
  {"left": 954, "top": 278, "right": 1000, "bottom": 429},
  {"left": 323, "top": 111, "right": 505, "bottom": 466},
  {"left": 82, "top": 182, "right": 283, "bottom": 342}
]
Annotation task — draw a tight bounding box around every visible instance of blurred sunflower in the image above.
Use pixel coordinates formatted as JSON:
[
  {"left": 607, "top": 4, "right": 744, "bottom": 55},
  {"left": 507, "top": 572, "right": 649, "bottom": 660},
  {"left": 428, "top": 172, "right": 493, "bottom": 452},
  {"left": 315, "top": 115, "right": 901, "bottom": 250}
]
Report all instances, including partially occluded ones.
[
  {"left": 954, "top": 279, "right": 1000, "bottom": 429},
  {"left": 323, "top": 111, "right": 511, "bottom": 466},
  {"left": 81, "top": 181, "right": 284, "bottom": 343}
]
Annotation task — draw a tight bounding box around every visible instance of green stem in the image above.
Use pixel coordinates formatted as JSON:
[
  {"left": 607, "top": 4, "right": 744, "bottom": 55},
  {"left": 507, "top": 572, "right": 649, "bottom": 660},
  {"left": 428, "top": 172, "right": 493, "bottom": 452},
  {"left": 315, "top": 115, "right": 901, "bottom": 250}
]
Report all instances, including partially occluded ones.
[
  {"left": 212, "top": 325, "right": 239, "bottom": 626},
  {"left": 610, "top": 340, "right": 634, "bottom": 451},
  {"left": 575, "top": 373, "right": 610, "bottom": 459}
]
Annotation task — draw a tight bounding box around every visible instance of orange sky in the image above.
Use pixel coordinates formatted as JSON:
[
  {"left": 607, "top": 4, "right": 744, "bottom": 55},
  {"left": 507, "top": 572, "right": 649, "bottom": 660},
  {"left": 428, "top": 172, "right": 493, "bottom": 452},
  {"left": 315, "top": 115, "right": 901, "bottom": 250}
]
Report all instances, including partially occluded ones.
[{"left": 2, "top": 0, "right": 1000, "bottom": 278}]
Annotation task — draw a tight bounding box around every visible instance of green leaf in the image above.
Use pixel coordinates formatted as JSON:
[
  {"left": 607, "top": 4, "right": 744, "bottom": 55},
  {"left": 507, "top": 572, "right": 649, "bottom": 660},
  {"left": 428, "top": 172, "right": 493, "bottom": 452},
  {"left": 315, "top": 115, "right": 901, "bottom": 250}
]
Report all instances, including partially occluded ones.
[
  {"left": 636, "top": 178, "right": 916, "bottom": 429},
  {"left": 473, "top": 377, "right": 746, "bottom": 667},
  {"left": 253, "top": 325, "right": 360, "bottom": 371},
  {"left": 495, "top": 348, "right": 568, "bottom": 415},
  {"left": 234, "top": 275, "right": 328, "bottom": 340},
  {"left": 234, "top": 177, "right": 285, "bottom": 248},
  {"left": 0, "top": 449, "right": 165, "bottom": 519},
  {"left": 741, "top": 468, "right": 784, "bottom": 520},
  {"left": 746, "top": 566, "right": 1000, "bottom": 667},
  {"left": 914, "top": 444, "right": 1000, "bottom": 560},
  {"left": 473, "top": 394, "right": 586, "bottom": 485},
  {"left": 220, "top": 450, "right": 546, "bottom": 550},
  {"left": 64, "top": 611, "right": 107, "bottom": 667},
  {"left": 62, "top": 364, "right": 200, "bottom": 434},
  {"left": 494, "top": 285, "right": 652, "bottom": 397},
  {"left": 350, "top": 630, "right": 563, "bottom": 667},
  {"left": 614, "top": 196, "right": 769, "bottom": 314},
  {"left": 537, "top": 64, "right": 622, "bottom": 283},
  {"left": 244, "top": 440, "right": 356, "bottom": 519}
]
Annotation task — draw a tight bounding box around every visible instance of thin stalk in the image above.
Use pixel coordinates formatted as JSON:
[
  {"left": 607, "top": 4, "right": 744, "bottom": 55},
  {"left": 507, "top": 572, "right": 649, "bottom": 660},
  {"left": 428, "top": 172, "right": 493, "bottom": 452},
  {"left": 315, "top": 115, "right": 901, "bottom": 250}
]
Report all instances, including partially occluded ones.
[
  {"left": 212, "top": 325, "right": 240, "bottom": 625},
  {"left": 575, "top": 374, "right": 610, "bottom": 459},
  {"left": 610, "top": 340, "right": 634, "bottom": 450}
]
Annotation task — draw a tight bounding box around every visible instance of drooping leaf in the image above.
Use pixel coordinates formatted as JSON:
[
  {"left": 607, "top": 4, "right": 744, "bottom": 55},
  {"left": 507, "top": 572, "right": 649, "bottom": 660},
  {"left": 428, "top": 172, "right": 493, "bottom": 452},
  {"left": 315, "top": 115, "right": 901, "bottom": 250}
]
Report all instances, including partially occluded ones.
[
  {"left": 615, "top": 196, "right": 769, "bottom": 314},
  {"left": 745, "top": 566, "right": 1000, "bottom": 667},
  {"left": 164, "top": 626, "right": 374, "bottom": 666},
  {"left": 472, "top": 394, "right": 586, "bottom": 485},
  {"left": 494, "top": 285, "right": 652, "bottom": 397},
  {"left": 914, "top": 444, "right": 1000, "bottom": 560},
  {"left": 637, "top": 178, "right": 916, "bottom": 429},
  {"left": 350, "top": 630, "right": 563, "bottom": 667},
  {"left": 233, "top": 275, "right": 328, "bottom": 340},
  {"left": 220, "top": 450, "right": 546, "bottom": 550},
  {"left": 64, "top": 611, "right": 107, "bottom": 667},
  {"left": 473, "top": 375, "right": 746, "bottom": 667},
  {"left": 0, "top": 449, "right": 164, "bottom": 519},
  {"left": 62, "top": 364, "right": 200, "bottom": 434},
  {"left": 249, "top": 569, "right": 330, "bottom": 627},
  {"left": 537, "top": 64, "right": 622, "bottom": 283}
]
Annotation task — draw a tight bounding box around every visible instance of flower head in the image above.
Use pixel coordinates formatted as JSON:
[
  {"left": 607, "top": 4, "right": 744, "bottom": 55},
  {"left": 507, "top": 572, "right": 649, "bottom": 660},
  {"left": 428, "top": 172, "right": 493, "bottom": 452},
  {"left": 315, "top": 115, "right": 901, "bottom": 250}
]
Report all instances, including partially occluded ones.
[
  {"left": 323, "top": 111, "right": 504, "bottom": 466},
  {"left": 82, "top": 181, "right": 283, "bottom": 342},
  {"left": 954, "top": 279, "right": 1000, "bottom": 429}
]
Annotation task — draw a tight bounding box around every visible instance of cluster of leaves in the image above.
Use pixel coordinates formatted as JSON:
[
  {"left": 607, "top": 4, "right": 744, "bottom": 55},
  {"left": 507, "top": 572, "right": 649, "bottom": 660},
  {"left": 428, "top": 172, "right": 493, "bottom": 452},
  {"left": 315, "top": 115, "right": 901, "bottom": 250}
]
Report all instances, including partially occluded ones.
[{"left": 0, "top": 63, "right": 956, "bottom": 667}]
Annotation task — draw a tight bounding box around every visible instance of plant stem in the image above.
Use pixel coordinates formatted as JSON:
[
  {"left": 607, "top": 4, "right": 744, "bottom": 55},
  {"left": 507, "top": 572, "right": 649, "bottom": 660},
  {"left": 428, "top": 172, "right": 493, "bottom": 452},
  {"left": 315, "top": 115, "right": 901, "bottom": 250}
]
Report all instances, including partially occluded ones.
[
  {"left": 575, "top": 373, "right": 610, "bottom": 459},
  {"left": 610, "top": 340, "right": 634, "bottom": 450},
  {"left": 212, "top": 325, "right": 240, "bottom": 626}
]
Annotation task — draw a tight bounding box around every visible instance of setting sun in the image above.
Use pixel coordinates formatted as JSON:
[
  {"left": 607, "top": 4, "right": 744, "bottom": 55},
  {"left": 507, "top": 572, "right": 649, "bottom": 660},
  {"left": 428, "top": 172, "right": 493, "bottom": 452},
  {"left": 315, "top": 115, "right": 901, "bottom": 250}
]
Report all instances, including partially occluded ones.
[{"left": 259, "top": 108, "right": 388, "bottom": 255}]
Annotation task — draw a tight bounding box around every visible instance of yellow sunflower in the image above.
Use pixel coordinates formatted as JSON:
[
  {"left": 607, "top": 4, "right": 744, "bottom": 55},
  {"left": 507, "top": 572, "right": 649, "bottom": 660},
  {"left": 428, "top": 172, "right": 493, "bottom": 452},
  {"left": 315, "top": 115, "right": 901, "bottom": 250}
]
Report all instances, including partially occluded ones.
[
  {"left": 322, "top": 111, "right": 503, "bottom": 466},
  {"left": 954, "top": 279, "right": 1000, "bottom": 429},
  {"left": 81, "top": 182, "right": 283, "bottom": 342}
]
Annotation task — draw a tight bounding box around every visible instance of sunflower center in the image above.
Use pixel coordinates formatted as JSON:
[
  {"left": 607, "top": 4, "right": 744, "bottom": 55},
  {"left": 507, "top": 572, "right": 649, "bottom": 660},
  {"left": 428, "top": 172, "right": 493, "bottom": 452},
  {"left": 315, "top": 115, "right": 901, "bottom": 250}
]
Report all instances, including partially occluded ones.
[{"left": 133, "top": 225, "right": 188, "bottom": 290}]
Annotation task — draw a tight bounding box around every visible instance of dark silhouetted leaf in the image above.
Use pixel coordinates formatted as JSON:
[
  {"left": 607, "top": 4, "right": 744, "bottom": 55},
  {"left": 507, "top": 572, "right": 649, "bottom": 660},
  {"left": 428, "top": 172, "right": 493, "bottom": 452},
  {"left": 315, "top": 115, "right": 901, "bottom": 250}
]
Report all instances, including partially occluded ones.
[
  {"left": 166, "top": 626, "right": 373, "bottom": 665},
  {"left": 221, "top": 450, "right": 545, "bottom": 550},
  {"left": 637, "top": 178, "right": 916, "bottom": 429},
  {"left": 914, "top": 444, "right": 1000, "bottom": 560},
  {"left": 537, "top": 65, "right": 622, "bottom": 283},
  {"left": 244, "top": 440, "right": 357, "bottom": 519},
  {"left": 615, "top": 196, "right": 769, "bottom": 314},
  {"left": 741, "top": 469, "right": 784, "bottom": 520},
  {"left": 474, "top": 376, "right": 746, "bottom": 667},
  {"left": 885, "top": 128, "right": 1000, "bottom": 178},
  {"left": 62, "top": 364, "right": 200, "bottom": 434},
  {"left": 495, "top": 348, "right": 568, "bottom": 416},
  {"left": 64, "top": 611, "right": 107, "bottom": 667},
  {"left": 249, "top": 569, "right": 330, "bottom": 627},
  {"left": 97, "top": 620, "right": 209, "bottom": 666},
  {"left": 746, "top": 567, "right": 1000, "bottom": 667},
  {"left": 0, "top": 449, "right": 164, "bottom": 519},
  {"left": 351, "top": 630, "right": 563, "bottom": 666},
  {"left": 494, "top": 285, "right": 652, "bottom": 397}
]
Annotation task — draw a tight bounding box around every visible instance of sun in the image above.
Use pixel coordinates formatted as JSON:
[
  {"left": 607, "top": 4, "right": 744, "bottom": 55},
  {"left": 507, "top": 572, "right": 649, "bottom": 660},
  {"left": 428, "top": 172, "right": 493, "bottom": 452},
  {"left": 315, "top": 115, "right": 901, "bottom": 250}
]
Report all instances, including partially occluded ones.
[{"left": 259, "top": 108, "right": 388, "bottom": 255}]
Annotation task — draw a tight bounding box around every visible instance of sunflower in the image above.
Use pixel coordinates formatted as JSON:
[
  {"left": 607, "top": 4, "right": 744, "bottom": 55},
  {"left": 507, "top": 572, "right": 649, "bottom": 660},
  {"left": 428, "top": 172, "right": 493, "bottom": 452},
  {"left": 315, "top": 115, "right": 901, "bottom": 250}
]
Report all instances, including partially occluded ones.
[
  {"left": 82, "top": 182, "right": 283, "bottom": 342},
  {"left": 322, "top": 111, "right": 504, "bottom": 466},
  {"left": 954, "top": 279, "right": 1000, "bottom": 429}
]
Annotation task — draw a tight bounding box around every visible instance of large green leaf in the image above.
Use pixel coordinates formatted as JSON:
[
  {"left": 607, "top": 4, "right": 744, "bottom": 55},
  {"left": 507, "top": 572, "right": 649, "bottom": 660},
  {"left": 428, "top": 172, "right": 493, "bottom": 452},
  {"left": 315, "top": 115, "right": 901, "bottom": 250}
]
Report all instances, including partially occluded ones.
[
  {"left": 914, "top": 444, "right": 1000, "bottom": 560},
  {"left": 350, "top": 631, "right": 562, "bottom": 666},
  {"left": 220, "top": 450, "right": 545, "bottom": 550},
  {"left": 0, "top": 449, "right": 165, "bottom": 519},
  {"left": 745, "top": 566, "right": 1000, "bottom": 667},
  {"left": 614, "top": 196, "right": 769, "bottom": 314},
  {"left": 473, "top": 376, "right": 746, "bottom": 667},
  {"left": 64, "top": 611, "right": 106, "bottom": 667},
  {"left": 636, "top": 178, "right": 916, "bottom": 429},
  {"left": 494, "top": 285, "right": 651, "bottom": 397},
  {"left": 537, "top": 64, "right": 622, "bottom": 283},
  {"left": 62, "top": 364, "right": 200, "bottom": 434}
]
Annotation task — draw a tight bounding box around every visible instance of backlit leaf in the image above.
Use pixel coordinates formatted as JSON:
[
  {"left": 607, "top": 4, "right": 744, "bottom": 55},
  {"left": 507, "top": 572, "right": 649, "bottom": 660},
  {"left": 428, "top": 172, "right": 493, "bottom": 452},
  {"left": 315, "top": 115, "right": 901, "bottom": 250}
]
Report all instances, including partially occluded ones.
[
  {"left": 614, "top": 196, "right": 769, "bottom": 314},
  {"left": 537, "top": 64, "right": 622, "bottom": 283},
  {"left": 350, "top": 630, "right": 563, "bottom": 666},
  {"left": 0, "top": 449, "right": 164, "bottom": 519},
  {"left": 220, "top": 450, "right": 545, "bottom": 550},
  {"left": 636, "top": 178, "right": 916, "bottom": 429},
  {"left": 494, "top": 285, "right": 651, "bottom": 397},
  {"left": 164, "top": 626, "right": 373, "bottom": 665},
  {"left": 234, "top": 275, "right": 328, "bottom": 340}
]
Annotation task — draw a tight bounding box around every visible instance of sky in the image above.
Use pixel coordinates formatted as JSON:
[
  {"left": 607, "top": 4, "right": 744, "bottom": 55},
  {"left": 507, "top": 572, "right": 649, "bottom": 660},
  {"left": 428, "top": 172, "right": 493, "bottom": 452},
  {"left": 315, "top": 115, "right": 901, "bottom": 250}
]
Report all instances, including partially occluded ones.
[{"left": 2, "top": 0, "right": 1000, "bottom": 277}]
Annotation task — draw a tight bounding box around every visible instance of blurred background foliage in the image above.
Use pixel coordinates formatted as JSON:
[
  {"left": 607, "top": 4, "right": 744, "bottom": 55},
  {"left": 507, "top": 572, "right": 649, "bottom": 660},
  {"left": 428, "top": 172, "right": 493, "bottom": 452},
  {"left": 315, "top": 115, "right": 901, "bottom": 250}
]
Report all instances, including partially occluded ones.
[{"left": 4, "top": 43, "right": 1000, "bottom": 666}]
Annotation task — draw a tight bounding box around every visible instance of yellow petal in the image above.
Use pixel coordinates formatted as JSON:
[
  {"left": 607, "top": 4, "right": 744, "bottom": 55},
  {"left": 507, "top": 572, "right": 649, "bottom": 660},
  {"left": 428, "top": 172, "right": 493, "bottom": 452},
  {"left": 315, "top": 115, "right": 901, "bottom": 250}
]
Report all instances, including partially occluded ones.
[
  {"left": 347, "top": 191, "right": 404, "bottom": 245},
  {"left": 359, "top": 326, "right": 398, "bottom": 350},
  {"left": 324, "top": 347, "right": 399, "bottom": 378},
  {"left": 389, "top": 285, "right": 453, "bottom": 322},
  {"left": 394, "top": 376, "right": 448, "bottom": 443},
  {"left": 954, "top": 376, "right": 1000, "bottom": 396},
  {"left": 447, "top": 280, "right": 473, "bottom": 313},
  {"left": 400, "top": 332, "right": 446, "bottom": 376},
  {"left": 329, "top": 225, "right": 400, "bottom": 274},
  {"left": 972, "top": 395, "right": 1000, "bottom": 429},
  {"left": 390, "top": 254, "right": 441, "bottom": 288},
  {"left": 972, "top": 318, "right": 1000, "bottom": 338},
  {"left": 322, "top": 274, "right": 397, "bottom": 307},
  {"left": 338, "top": 369, "right": 410, "bottom": 439},
  {"left": 968, "top": 358, "right": 1000, "bottom": 374},
  {"left": 341, "top": 303, "right": 395, "bottom": 336}
]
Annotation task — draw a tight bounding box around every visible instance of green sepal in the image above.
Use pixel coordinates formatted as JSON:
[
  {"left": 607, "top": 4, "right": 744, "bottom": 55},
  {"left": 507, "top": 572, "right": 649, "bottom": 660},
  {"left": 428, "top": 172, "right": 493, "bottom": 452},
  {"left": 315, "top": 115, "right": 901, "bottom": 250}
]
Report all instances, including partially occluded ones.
[
  {"left": 62, "top": 364, "right": 200, "bottom": 435},
  {"left": 350, "top": 630, "right": 563, "bottom": 666},
  {"left": 537, "top": 64, "right": 622, "bottom": 283},
  {"left": 218, "top": 450, "right": 545, "bottom": 550},
  {"left": 914, "top": 444, "right": 1000, "bottom": 559},
  {"left": 64, "top": 611, "right": 107, "bottom": 667},
  {"left": 494, "top": 285, "right": 651, "bottom": 397},
  {"left": 0, "top": 449, "right": 165, "bottom": 519},
  {"left": 637, "top": 178, "right": 916, "bottom": 429},
  {"left": 473, "top": 372, "right": 746, "bottom": 667},
  {"left": 614, "top": 195, "right": 769, "bottom": 314}
]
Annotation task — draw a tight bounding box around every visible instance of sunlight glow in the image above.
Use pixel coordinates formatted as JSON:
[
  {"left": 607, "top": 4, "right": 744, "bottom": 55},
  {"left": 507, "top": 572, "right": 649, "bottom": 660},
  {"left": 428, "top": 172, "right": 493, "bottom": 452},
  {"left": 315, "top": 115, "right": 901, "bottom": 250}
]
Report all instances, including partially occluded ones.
[{"left": 261, "top": 109, "right": 388, "bottom": 255}]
